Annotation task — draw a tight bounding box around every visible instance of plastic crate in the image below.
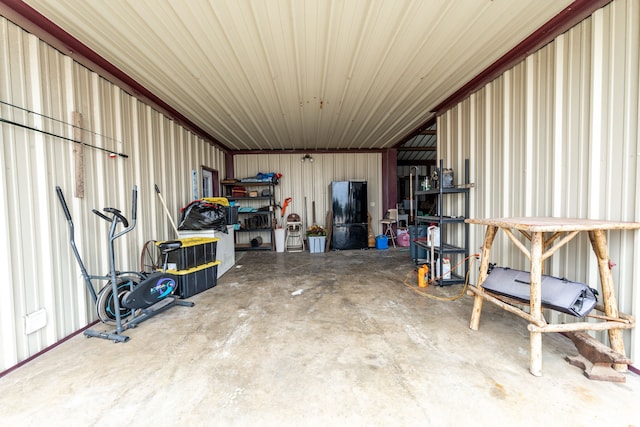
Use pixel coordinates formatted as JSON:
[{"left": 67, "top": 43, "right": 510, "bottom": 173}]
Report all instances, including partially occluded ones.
[
  {"left": 159, "top": 237, "right": 219, "bottom": 270},
  {"left": 308, "top": 236, "right": 326, "bottom": 253},
  {"left": 167, "top": 260, "right": 220, "bottom": 298}
]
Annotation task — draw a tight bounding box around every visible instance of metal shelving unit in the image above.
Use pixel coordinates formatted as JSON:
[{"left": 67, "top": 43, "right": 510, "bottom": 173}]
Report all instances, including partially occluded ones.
[
  {"left": 414, "top": 159, "right": 470, "bottom": 286},
  {"left": 223, "top": 182, "right": 275, "bottom": 251}
]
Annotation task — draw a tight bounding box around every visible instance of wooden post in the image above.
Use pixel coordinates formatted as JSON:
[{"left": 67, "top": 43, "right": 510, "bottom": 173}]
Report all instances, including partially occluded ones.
[
  {"left": 529, "top": 231, "right": 544, "bottom": 376},
  {"left": 72, "top": 112, "right": 84, "bottom": 198},
  {"left": 469, "top": 225, "right": 498, "bottom": 330},
  {"left": 589, "top": 230, "right": 626, "bottom": 372}
]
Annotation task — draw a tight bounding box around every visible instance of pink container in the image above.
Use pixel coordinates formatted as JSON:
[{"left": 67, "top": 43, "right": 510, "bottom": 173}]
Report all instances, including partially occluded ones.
[{"left": 397, "top": 230, "right": 410, "bottom": 247}]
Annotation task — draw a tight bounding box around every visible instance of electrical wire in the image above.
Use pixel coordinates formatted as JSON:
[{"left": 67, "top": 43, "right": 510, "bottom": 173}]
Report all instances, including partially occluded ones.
[{"left": 402, "top": 254, "right": 479, "bottom": 301}]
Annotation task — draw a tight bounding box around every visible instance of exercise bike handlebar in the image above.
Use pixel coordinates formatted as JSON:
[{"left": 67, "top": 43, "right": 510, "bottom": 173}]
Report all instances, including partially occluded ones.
[
  {"left": 58, "top": 185, "right": 138, "bottom": 240},
  {"left": 102, "top": 208, "right": 129, "bottom": 228},
  {"left": 56, "top": 184, "right": 137, "bottom": 240},
  {"left": 131, "top": 185, "right": 137, "bottom": 222},
  {"left": 91, "top": 185, "right": 138, "bottom": 228},
  {"left": 55, "top": 185, "right": 98, "bottom": 302},
  {"left": 56, "top": 186, "right": 72, "bottom": 222},
  {"left": 90, "top": 184, "right": 136, "bottom": 229},
  {"left": 111, "top": 185, "right": 137, "bottom": 240},
  {"left": 92, "top": 208, "right": 115, "bottom": 223}
]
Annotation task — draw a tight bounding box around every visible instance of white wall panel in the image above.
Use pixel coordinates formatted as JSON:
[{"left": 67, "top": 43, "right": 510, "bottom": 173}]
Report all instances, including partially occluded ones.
[
  {"left": 0, "top": 17, "right": 225, "bottom": 372},
  {"left": 233, "top": 152, "right": 382, "bottom": 244},
  {"left": 438, "top": 0, "right": 640, "bottom": 360}
]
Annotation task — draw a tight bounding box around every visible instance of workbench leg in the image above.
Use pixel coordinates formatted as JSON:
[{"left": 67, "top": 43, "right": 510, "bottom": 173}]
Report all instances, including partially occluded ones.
[
  {"left": 589, "top": 230, "right": 626, "bottom": 372},
  {"left": 529, "top": 232, "right": 544, "bottom": 377},
  {"left": 470, "top": 225, "right": 498, "bottom": 331}
]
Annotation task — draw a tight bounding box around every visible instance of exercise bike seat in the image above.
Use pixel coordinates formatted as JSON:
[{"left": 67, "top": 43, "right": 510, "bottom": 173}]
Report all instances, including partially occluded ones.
[{"left": 158, "top": 240, "right": 182, "bottom": 254}]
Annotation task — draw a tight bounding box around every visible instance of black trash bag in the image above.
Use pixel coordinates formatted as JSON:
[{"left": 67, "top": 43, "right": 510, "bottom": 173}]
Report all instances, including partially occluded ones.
[{"left": 177, "top": 200, "right": 228, "bottom": 233}]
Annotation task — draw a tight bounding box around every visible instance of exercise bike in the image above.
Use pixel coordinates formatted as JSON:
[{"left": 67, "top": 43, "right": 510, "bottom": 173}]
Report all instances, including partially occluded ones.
[{"left": 56, "top": 185, "right": 194, "bottom": 342}]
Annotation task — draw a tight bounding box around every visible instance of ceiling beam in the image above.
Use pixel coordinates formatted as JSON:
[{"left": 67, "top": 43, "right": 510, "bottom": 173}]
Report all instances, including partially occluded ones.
[
  {"left": 397, "top": 160, "right": 436, "bottom": 167},
  {"left": 394, "top": 117, "right": 436, "bottom": 148},
  {"left": 231, "top": 148, "right": 383, "bottom": 156},
  {"left": 398, "top": 147, "right": 437, "bottom": 152}
]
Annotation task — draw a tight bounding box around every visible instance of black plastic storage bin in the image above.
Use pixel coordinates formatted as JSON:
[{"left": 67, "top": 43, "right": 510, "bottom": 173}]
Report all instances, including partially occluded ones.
[
  {"left": 170, "top": 260, "right": 220, "bottom": 298},
  {"left": 160, "top": 237, "right": 218, "bottom": 270},
  {"left": 224, "top": 206, "right": 238, "bottom": 225}
]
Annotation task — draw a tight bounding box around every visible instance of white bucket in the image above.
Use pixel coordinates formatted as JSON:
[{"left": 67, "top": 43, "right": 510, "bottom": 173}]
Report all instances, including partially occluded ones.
[
  {"left": 436, "top": 258, "right": 451, "bottom": 279},
  {"left": 275, "top": 228, "right": 286, "bottom": 252},
  {"left": 427, "top": 226, "right": 440, "bottom": 247}
]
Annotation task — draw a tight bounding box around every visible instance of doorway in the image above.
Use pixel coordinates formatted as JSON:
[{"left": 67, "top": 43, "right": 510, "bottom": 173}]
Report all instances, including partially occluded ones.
[{"left": 202, "top": 167, "right": 219, "bottom": 197}]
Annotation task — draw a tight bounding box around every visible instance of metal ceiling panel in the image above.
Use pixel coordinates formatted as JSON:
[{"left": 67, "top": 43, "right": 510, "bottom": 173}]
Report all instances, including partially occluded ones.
[{"left": 19, "top": 0, "right": 573, "bottom": 152}]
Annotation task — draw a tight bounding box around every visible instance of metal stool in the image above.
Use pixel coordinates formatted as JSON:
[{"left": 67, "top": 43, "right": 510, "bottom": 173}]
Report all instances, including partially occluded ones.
[
  {"left": 285, "top": 213, "right": 304, "bottom": 252},
  {"left": 379, "top": 208, "right": 398, "bottom": 248}
]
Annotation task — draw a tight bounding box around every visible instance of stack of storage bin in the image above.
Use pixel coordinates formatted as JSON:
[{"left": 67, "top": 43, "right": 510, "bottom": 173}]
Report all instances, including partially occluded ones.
[{"left": 158, "top": 237, "right": 220, "bottom": 298}]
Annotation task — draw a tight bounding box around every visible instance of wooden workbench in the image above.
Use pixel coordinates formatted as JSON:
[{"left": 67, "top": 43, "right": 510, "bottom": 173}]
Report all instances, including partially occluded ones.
[{"left": 465, "top": 217, "right": 640, "bottom": 376}]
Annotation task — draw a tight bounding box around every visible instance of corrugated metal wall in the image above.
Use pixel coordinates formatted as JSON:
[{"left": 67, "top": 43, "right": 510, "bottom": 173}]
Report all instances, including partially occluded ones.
[
  {"left": 438, "top": 0, "right": 640, "bottom": 360},
  {"left": 0, "top": 17, "right": 225, "bottom": 372},
  {"left": 232, "top": 152, "right": 382, "bottom": 244}
]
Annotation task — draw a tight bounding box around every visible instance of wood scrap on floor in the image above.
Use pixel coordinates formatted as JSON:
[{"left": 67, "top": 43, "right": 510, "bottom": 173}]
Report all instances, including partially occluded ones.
[
  {"left": 367, "top": 212, "right": 375, "bottom": 248},
  {"left": 325, "top": 211, "right": 332, "bottom": 252},
  {"left": 564, "top": 331, "right": 632, "bottom": 383}
]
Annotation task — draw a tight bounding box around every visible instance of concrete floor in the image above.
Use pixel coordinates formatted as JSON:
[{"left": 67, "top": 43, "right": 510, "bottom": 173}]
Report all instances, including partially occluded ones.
[{"left": 1, "top": 248, "right": 638, "bottom": 426}]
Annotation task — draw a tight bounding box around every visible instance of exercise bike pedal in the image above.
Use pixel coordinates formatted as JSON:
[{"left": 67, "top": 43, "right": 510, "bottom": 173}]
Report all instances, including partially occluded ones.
[
  {"left": 144, "top": 296, "right": 177, "bottom": 311},
  {"left": 125, "top": 295, "right": 194, "bottom": 329},
  {"left": 142, "top": 296, "right": 195, "bottom": 312}
]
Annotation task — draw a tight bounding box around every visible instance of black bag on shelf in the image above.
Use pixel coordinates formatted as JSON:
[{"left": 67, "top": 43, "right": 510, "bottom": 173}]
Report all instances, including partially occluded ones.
[
  {"left": 481, "top": 266, "right": 598, "bottom": 318},
  {"left": 178, "top": 200, "right": 228, "bottom": 233}
]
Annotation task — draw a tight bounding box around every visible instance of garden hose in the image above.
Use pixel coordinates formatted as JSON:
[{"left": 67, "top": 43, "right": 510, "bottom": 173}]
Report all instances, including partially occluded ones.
[{"left": 403, "top": 254, "right": 479, "bottom": 301}]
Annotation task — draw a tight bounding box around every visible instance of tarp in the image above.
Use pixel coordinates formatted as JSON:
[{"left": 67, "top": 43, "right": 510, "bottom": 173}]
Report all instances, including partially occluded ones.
[{"left": 481, "top": 266, "right": 597, "bottom": 318}]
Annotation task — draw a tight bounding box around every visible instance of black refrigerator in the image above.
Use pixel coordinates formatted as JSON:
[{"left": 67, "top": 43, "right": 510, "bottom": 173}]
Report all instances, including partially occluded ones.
[{"left": 330, "top": 180, "right": 368, "bottom": 250}]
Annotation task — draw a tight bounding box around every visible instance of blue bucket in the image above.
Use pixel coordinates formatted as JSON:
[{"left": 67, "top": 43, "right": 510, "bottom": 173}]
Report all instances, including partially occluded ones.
[{"left": 375, "top": 235, "right": 389, "bottom": 250}]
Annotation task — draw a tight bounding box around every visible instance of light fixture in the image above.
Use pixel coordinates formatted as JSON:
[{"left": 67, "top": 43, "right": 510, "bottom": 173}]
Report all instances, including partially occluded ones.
[{"left": 301, "top": 153, "right": 314, "bottom": 163}]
